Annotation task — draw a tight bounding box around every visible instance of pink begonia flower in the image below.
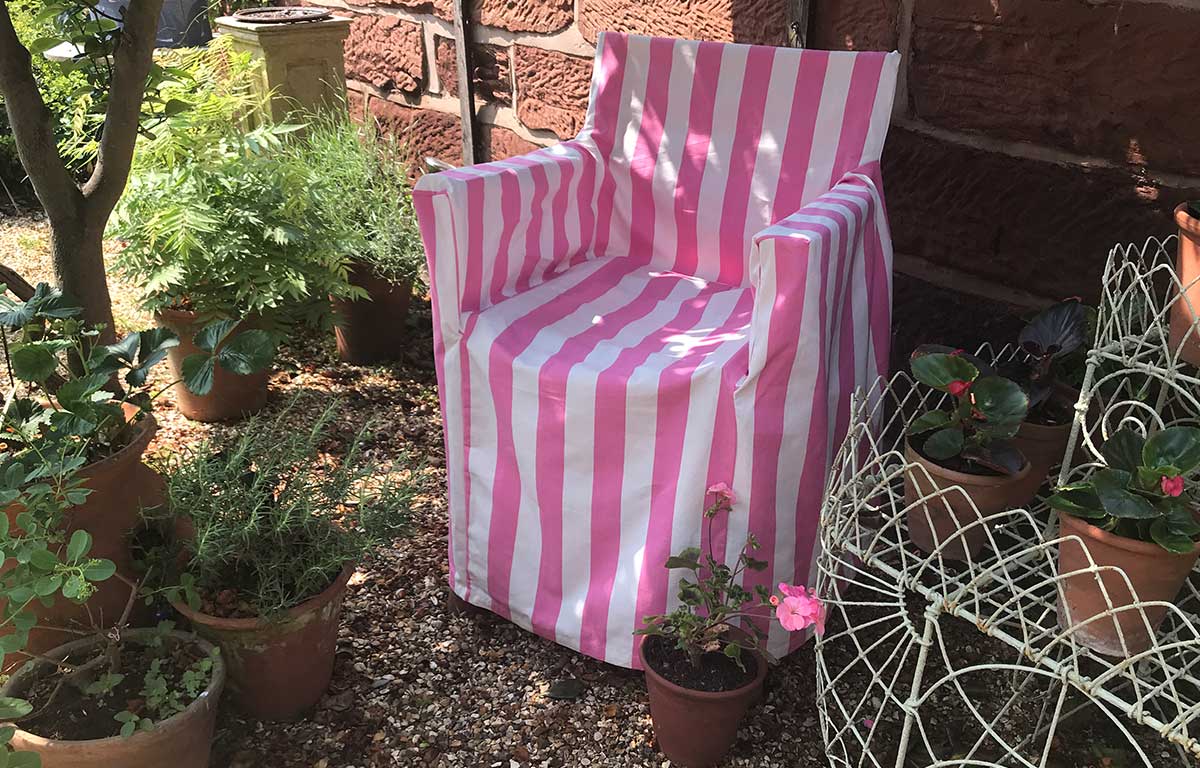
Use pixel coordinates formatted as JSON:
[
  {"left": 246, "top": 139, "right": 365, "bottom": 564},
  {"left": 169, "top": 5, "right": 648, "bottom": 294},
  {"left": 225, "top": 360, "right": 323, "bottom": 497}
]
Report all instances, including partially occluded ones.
[
  {"left": 1162, "top": 475, "right": 1185, "bottom": 498},
  {"left": 707, "top": 482, "right": 734, "bottom": 503}
]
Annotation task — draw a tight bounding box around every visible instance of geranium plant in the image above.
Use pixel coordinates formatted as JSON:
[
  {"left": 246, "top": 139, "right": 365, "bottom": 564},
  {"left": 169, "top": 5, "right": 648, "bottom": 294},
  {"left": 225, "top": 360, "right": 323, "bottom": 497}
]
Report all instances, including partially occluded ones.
[
  {"left": 907, "top": 350, "right": 1031, "bottom": 475},
  {"left": 1048, "top": 426, "right": 1200, "bottom": 553},
  {"left": 635, "top": 484, "right": 825, "bottom": 671},
  {"left": 1002, "top": 299, "right": 1089, "bottom": 422}
]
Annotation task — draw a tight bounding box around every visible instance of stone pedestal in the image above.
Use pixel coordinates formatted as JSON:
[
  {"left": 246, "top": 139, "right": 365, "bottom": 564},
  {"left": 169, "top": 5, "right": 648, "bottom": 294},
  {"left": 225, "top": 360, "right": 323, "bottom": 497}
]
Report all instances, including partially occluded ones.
[{"left": 214, "top": 15, "right": 352, "bottom": 121}]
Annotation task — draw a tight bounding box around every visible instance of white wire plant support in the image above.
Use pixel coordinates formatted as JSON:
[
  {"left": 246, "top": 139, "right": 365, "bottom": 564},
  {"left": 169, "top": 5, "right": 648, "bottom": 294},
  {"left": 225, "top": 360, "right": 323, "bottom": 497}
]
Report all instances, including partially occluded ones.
[{"left": 814, "top": 234, "right": 1200, "bottom": 768}]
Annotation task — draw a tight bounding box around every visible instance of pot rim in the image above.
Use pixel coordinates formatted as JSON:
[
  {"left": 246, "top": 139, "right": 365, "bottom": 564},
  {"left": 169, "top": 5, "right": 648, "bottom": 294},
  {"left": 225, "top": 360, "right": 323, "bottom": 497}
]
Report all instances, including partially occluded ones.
[
  {"left": 1058, "top": 511, "right": 1200, "bottom": 558},
  {"left": 1, "top": 629, "right": 225, "bottom": 747},
  {"left": 1176, "top": 203, "right": 1200, "bottom": 238},
  {"left": 171, "top": 563, "right": 354, "bottom": 631},
  {"left": 904, "top": 440, "right": 1031, "bottom": 487},
  {"left": 638, "top": 634, "right": 767, "bottom": 702},
  {"left": 78, "top": 405, "right": 157, "bottom": 479}
]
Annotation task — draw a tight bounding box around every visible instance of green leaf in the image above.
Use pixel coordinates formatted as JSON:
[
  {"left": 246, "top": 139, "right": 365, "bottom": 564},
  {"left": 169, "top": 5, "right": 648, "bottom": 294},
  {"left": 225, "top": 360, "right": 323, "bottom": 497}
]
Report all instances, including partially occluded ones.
[
  {"left": 56, "top": 374, "right": 110, "bottom": 410},
  {"left": 192, "top": 319, "right": 238, "bottom": 353},
  {"left": 28, "top": 548, "right": 58, "bottom": 572},
  {"left": 0, "top": 697, "right": 33, "bottom": 720},
  {"left": 215, "top": 329, "right": 276, "bottom": 375},
  {"left": 66, "top": 530, "right": 92, "bottom": 563},
  {"left": 1092, "top": 469, "right": 1158, "bottom": 519},
  {"left": 8, "top": 750, "right": 40, "bottom": 768},
  {"left": 181, "top": 353, "right": 216, "bottom": 396},
  {"left": 9, "top": 345, "right": 57, "bottom": 383},
  {"left": 1144, "top": 427, "right": 1200, "bottom": 474},
  {"left": 923, "top": 426, "right": 964, "bottom": 460},
  {"left": 907, "top": 410, "right": 952, "bottom": 436},
  {"left": 664, "top": 547, "right": 701, "bottom": 571},
  {"left": 1048, "top": 487, "right": 1106, "bottom": 519},
  {"left": 910, "top": 353, "right": 978, "bottom": 391},
  {"left": 1100, "top": 428, "right": 1145, "bottom": 474},
  {"left": 969, "top": 376, "right": 1030, "bottom": 437},
  {"left": 1151, "top": 517, "right": 1196, "bottom": 554},
  {"left": 82, "top": 559, "right": 117, "bottom": 582}
]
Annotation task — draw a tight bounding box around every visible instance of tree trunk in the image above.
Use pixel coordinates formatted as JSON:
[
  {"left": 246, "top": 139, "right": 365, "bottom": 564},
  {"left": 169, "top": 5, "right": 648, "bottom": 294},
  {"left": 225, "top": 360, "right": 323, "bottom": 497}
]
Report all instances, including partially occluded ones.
[{"left": 50, "top": 211, "right": 117, "bottom": 343}]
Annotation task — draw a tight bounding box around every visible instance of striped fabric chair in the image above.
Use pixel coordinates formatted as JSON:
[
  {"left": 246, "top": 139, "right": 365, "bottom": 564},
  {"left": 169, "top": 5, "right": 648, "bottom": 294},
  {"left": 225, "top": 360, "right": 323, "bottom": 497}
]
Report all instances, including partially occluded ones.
[{"left": 413, "top": 33, "right": 900, "bottom": 667}]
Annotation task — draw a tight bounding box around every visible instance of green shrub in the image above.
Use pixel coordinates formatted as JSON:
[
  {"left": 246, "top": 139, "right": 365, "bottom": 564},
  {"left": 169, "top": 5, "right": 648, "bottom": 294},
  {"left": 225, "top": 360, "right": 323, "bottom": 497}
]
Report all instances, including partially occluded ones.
[
  {"left": 297, "top": 112, "right": 425, "bottom": 286},
  {"left": 152, "top": 401, "right": 411, "bottom": 616}
]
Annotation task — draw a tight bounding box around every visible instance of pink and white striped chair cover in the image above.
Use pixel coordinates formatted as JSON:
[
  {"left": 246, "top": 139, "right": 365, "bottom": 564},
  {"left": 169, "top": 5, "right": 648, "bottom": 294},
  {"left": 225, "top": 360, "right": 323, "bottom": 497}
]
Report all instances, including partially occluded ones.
[{"left": 414, "top": 33, "right": 900, "bottom": 667}]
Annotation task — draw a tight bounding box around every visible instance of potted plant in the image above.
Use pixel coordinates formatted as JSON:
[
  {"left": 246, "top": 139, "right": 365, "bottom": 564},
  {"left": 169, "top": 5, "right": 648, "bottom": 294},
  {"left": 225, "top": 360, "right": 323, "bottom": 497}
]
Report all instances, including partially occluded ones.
[
  {"left": 905, "top": 350, "right": 1032, "bottom": 560},
  {"left": 299, "top": 113, "right": 424, "bottom": 365},
  {"left": 145, "top": 402, "right": 407, "bottom": 720},
  {"left": 1, "top": 583, "right": 225, "bottom": 768},
  {"left": 635, "top": 484, "right": 824, "bottom": 768},
  {"left": 1170, "top": 200, "right": 1200, "bottom": 366},
  {"left": 0, "top": 428, "right": 223, "bottom": 768},
  {"left": 110, "top": 42, "right": 362, "bottom": 422},
  {"left": 1047, "top": 426, "right": 1200, "bottom": 656},
  {"left": 0, "top": 283, "right": 177, "bottom": 651},
  {"left": 1003, "top": 299, "right": 1089, "bottom": 491}
]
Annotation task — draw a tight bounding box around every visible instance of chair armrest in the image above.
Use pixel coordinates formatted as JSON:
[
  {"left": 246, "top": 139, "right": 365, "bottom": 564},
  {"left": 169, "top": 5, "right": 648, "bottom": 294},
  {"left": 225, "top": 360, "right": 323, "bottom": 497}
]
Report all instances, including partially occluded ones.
[
  {"left": 745, "top": 166, "right": 893, "bottom": 400},
  {"left": 412, "top": 140, "right": 604, "bottom": 335}
]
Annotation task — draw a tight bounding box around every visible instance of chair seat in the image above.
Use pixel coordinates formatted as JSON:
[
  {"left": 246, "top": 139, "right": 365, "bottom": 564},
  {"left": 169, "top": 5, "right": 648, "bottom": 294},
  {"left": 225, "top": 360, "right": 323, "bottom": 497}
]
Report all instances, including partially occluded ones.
[{"left": 465, "top": 258, "right": 752, "bottom": 395}]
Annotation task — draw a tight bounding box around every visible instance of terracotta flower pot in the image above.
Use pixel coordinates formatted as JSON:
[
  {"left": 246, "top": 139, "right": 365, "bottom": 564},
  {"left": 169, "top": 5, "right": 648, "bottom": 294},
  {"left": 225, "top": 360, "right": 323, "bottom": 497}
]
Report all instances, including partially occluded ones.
[
  {"left": 1057, "top": 512, "right": 1200, "bottom": 656},
  {"left": 1169, "top": 203, "right": 1200, "bottom": 367},
  {"left": 639, "top": 635, "right": 766, "bottom": 768},
  {"left": 2, "top": 629, "right": 224, "bottom": 768},
  {"left": 171, "top": 565, "right": 352, "bottom": 721},
  {"left": 904, "top": 441, "right": 1032, "bottom": 560},
  {"left": 331, "top": 261, "right": 412, "bottom": 365},
  {"left": 155, "top": 308, "right": 270, "bottom": 422},
  {"left": 2, "top": 405, "right": 160, "bottom": 658}
]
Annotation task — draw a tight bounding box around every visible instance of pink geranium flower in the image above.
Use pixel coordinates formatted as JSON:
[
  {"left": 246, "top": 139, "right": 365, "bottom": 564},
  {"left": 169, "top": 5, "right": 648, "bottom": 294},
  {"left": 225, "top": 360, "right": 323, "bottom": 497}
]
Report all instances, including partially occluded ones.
[
  {"left": 1162, "top": 475, "right": 1185, "bottom": 497},
  {"left": 707, "top": 482, "right": 734, "bottom": 503},
  {"left": 775, "top": 583, "right": 825, "bottom": 635}
]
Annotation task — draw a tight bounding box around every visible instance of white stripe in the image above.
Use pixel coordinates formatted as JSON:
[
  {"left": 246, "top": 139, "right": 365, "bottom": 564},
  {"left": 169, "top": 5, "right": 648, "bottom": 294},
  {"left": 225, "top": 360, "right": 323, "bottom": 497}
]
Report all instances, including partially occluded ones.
[{"left": 799, "top": 54, "right": 855, "bottom": 207}]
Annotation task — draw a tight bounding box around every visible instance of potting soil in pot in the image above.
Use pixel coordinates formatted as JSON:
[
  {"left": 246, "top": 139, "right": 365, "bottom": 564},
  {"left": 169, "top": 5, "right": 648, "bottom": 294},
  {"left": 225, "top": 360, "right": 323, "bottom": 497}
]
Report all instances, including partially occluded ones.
[
  {"left": 642, "top": 634, "right": 756, "bottom": 692},
  {"left": 21, "top": 640, "right": 209, "bottom": 741}
]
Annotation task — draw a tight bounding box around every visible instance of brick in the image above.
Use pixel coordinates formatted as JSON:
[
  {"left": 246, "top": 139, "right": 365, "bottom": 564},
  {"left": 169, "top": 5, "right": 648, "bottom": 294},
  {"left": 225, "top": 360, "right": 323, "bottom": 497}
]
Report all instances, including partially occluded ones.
[
  {"left": 346, "top": 88, "right": 367, "bottom": 122},
  {"left": 475, "top": 0, "right": 571, "bottom": 33},
  {"left": 578, "top": 0, "right": 790, "bottom": 45},
  {"left": 514, "top": 46, "right": 591, "bottom": 139},
  {"left": 434, "top": 37, "right": 511, "bottom": 105},
  {"left": 367, "top": 98, "right": 463, "bottom": 169},
  {"left": 344, "top": 15, "right": 424, "bottom": 94},
  {"left": 810, "top": 0, "right": 899, "bottom": 51},
  {"left": 483, "top": 124, "right": 542, "bottom": 162},
  {"left": 882, "top": 126, "right": 1196, "bottom": 302},
  {"left": 339, "top": 0, "right": 451, "bottom": 17},
  {"left": 911, "top": 0, "right": 1200, "bottom": 175}
]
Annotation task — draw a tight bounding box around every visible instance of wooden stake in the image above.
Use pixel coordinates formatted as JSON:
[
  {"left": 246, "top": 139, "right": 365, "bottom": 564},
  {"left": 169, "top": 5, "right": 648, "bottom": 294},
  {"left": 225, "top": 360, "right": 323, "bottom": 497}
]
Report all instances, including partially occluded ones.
[{"left": 452, "top": 0, "right": 480, "bottom": 165}]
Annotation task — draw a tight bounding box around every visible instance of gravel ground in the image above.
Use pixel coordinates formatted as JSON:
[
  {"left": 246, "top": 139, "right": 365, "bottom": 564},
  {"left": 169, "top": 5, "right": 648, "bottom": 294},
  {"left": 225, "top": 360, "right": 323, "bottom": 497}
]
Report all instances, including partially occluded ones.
[{"left": 1, "top": 214, "right": 1185, "bottom": 768}]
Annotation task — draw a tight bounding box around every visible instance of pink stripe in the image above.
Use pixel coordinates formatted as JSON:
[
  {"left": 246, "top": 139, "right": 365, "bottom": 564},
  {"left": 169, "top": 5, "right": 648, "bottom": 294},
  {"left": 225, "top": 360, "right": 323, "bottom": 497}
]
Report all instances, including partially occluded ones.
[
  {"left": 771, "top": 50, "right": 830, "bottom": 220},
  {"left": 627, "top": 37, "right": 675, "bottom": 262},
  {"left": 704, "top": 348, "right": 747, "bottom": 572},
  {"left": 591, "top": 35, "right": 629, "bottom": 258},
  {"left": 541, "top": 156, "right": 575, "bottom": 282},
  {"left": 670, "top": 42, "right": 723, "bottom": 276},
  {"left": 715, "top": 46, "right": 777, "bottom": 287},
  {"left": 489, "top": 169, "right": 521, "bottom": 305},
  {"left": 457, "top": 311, "right": 481, "bottom": 601},
  {"left": 461, "top": 178, "right": 486, "bottom": 313},
  {"left": 578, "top": 282, "right": 729, "bottom": 660},
  {"left": 574, "top": 149, "right": 599, "bottom": 261},
  {"left": 634, "top": 289, "right": 754, "bottom": 630},
  {"left": 529, "top": 274, "right": 684, "bottom": 639},
  {"left": 515, "top": 162, "right": 551, "bottom": 293},
  {"left": 485, "top": 259, "right": 636, "bottom": 620},
  {"left": 829, "top": 54, "right": 888, "bottom": 188}
]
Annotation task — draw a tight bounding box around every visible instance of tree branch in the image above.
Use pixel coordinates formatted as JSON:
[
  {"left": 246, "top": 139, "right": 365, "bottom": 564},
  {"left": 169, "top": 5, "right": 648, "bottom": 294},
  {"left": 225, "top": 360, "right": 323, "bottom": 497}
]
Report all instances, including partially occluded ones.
[
  {"left": 81, "top": 0, "right": 166, "bottom": 220},
  {"left": 0, "top": 2, "right": 83, "bottom": 223}
]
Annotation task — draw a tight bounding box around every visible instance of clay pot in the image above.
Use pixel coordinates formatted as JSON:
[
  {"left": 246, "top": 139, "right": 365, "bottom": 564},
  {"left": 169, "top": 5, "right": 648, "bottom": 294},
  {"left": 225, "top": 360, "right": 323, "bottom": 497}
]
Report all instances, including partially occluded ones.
[
  {"left": 3, "top": 405, "right": 161, "bottom": 657},
  {"left": 331, "top": 261, "right": 412, "bottom": 365},
  {"left": 2, "top": 629, "right": 224, "bottom": 768},
  {"left": 639, "top": 635, "right": 766, "bottom": 768},
  {"left": 171, "top": 565, "right": 352, "bottom": 720},
  {"left": 1057, "top": 512, "right": 1200, "bottom": 657},
  {"left": 1169, "top": 203, "right": 1200, "bottom": 367},
  {"left": 904, "top": 441, "right": 1032, "bottom": 560},
  {"left": 155, "top": 308, "right": 270, "bottom": 422}
]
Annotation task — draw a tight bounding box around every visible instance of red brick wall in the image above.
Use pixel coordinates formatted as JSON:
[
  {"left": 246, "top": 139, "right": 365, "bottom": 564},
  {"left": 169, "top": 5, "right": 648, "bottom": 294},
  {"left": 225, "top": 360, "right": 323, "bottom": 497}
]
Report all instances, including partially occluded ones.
[
  {"left": 316, "top": 0, "right": 792, "bottom": 168},
  {"left": 321, "top": 0, "right": 1200, "bottom": 301},
  {"left": 815, "top": 0, "right": 1200, "bottom": 303}
]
